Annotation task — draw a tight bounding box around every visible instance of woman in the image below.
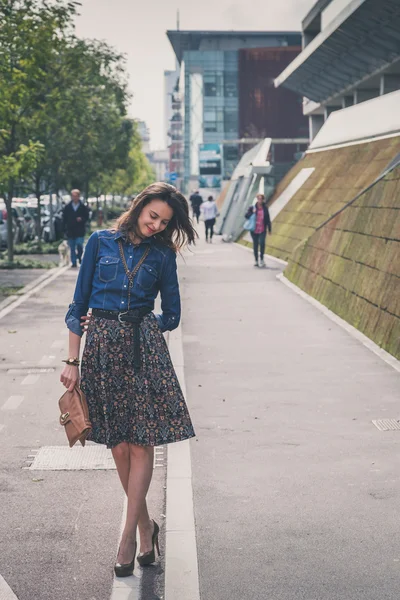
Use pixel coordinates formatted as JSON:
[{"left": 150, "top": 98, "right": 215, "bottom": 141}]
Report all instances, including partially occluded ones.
[
  {"left": 245, "top": 193, "right": 272, "bottom": 267},
  {"left": 201, "top": 195, "right": 218, "bottom": 243},
  {"left": 60, "top": 182, "right": 196, "bottom": 577}
]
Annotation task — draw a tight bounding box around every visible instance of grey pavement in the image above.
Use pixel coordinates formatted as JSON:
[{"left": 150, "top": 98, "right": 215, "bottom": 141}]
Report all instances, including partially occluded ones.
[
  {"left": 180, "top": 235, "right": 400, "bottom": 600},
  {"left": 0, "top": 268, "right": 165, "bottom": 600},
  {"left": 0, "top": 234, "right": 399, "bottom": 600}
]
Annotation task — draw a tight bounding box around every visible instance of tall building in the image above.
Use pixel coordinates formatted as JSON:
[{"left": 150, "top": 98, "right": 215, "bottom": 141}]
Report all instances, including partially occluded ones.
[
  {"left": 135, "top": 120, "right": 151, "bottom": 154},
  {"left": 167, "top": 30, "right": 306, "bottom": 192},
  {"left": 164, "top": 69, "right": 180, "bottom": 149},
  {"left": 147, "top": 149, "right": 169, "bottom": 182}
]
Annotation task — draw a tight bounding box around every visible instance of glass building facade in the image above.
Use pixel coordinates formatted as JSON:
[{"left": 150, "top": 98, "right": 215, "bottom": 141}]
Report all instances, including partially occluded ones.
[
  {"left": 167, "top": 31, "right": 302, "bottom": 192},
  {"left": 182, "top": 50, "right": 239, "bottom": 189}
]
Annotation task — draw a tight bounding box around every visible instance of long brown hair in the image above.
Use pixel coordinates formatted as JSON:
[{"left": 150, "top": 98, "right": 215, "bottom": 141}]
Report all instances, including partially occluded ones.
[{"left": 116, "top": 183, "right": 197, "bottom": 251}]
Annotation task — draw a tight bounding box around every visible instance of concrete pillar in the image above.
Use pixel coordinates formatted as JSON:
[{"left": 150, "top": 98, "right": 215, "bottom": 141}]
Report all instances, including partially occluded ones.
[
  {"left": 309, "top": 115, "right": 324, "bottom": 141},
  {"left": 302, "top": 31, "right": 317, "bottom": 48},
  {"left": 380, "top": 74, "right": 400, "bottom": 95},
  {"left": 342, "top": 95, "right": 354, "bottom": 108},
  {"left": 353, "top": 89, "right": 379, "bottom": 104},
  {"left": 323, "top": 106, "right": 340, "bottom": 121}
]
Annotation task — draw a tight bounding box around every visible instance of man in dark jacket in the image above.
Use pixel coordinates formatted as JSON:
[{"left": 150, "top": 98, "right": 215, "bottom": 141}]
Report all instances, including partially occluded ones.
[
  {"left": 189, "top": 190, "right": 203, "bottom": 224},
  {"left": 62, "top": 189, "right": 89, "bottom": 268}
]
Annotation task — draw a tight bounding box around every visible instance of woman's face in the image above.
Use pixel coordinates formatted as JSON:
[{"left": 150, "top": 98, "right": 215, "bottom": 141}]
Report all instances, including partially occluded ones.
[
  {"left": 137, "top": 199, "right": 173, "bottom": 238},
  {"left": 256, "top": 195, "right": 264, "bottom": 206}
]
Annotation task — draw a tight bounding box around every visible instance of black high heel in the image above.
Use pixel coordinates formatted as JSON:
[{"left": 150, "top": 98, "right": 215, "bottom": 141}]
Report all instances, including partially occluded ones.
[
  {"left": 114, "top": 541, "right": 137, "bottom": 577},
  {"left": 137, "top": 520, "right": 160, "bottom": 566}
]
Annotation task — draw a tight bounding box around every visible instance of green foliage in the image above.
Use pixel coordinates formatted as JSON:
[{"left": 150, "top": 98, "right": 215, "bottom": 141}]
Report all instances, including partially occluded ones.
[
  {"left": 0, "top": 0, "right": 149, "bottom": 266},
  {"left": 13, "top": 240, "right": 59, "bottom": 254},
  {"left": 0, "top": 285, "right": 24, "bottom": 296},
  {"left": 0, "top": 258, "right": 56, "bottom": 269}
]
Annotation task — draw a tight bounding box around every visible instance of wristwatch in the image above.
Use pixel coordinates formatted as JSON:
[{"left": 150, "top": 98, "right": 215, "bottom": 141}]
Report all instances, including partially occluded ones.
[{"left": 62, "top": 357, "right": 80, "bottom": 366}]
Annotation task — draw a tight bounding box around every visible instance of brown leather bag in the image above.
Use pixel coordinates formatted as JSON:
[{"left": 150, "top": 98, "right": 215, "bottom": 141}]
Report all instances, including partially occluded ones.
[{"left": 58, "top": 385, "right": 92, "bottom": 447}]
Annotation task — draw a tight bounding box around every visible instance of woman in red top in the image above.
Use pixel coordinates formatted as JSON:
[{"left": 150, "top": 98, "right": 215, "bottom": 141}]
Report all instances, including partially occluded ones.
[{"left": 245, "top": 194, "right": 272, "bottom": 267}]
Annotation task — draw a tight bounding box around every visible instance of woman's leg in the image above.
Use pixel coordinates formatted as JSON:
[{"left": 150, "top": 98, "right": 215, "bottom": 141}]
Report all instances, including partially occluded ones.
[
  {"left": 117, "top": 444, "right": 154, "bottom": 563},
  {"left": 112, "top": 443, "right": 154, "bottom": 558},
  {"left": 251, "top": 232, "right": 259, "bottom": 262},
  {"left": 259, "top": 232, "right": 266, "bottom": 259}
]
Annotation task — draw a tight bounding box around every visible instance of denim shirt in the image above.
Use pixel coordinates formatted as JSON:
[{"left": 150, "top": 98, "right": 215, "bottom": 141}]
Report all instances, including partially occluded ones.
[{"left": 65, "top": 229, "right": 181, "bottom": 337}]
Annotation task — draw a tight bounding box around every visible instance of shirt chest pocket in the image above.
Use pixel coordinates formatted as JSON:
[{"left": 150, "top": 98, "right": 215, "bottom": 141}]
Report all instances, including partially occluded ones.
[
  {"left": 99, "top": 256, "right": 120, "bottom": 282},
  {"left": 137, "top": 264, "right": 158, "bottom": 290}
]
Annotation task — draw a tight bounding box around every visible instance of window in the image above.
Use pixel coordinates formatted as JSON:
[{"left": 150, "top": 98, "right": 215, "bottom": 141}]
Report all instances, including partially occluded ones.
[
  {"left": 204, "top": 73, "right": 222, "bottom": 97},
  {"left": 224, "top": 73, "right": 237, "bottom": 98},
  {"left": 224, "top": 109, "right": 238, "bottom": 134},
  {"left": 204, "top": 74, "right": 217, "bottom": 97}
]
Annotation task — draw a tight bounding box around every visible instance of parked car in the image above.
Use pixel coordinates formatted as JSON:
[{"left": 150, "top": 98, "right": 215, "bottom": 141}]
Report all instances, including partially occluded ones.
[
  {"left": 0, "top": 203, "right": 18, "bottom": 248},
  {"left": 41, "top": 206, "right": 64, "bottom": 242},
  {"left": 11, "top": 205, "right": 28, "bottom": 243},
  {"left": 18, "top": 205, "right": 36, "bottom": 240}
]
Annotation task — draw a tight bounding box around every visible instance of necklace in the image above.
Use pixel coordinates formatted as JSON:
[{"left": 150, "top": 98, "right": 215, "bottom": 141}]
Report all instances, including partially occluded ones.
[{"left": 118, "top": 240, "right": 150, "bottom": 312}]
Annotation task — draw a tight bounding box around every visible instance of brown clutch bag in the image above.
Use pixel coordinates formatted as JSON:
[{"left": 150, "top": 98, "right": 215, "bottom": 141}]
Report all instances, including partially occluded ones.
[{"left": 58, "top": 385, "right": 92, "bottom": 447}]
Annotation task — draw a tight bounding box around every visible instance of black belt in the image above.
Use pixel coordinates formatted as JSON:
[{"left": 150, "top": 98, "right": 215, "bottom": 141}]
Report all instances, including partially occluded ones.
[{"left": 92, "top": 308, "right": 152, "bottom": 371}]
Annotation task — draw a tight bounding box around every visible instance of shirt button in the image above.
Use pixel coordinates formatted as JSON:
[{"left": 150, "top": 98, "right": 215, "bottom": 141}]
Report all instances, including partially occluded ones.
[
  {"left": 129, "top": 256, "right": 132, "bottom": 259},
  {"left": 121, "top": 301, "right": 125, "bottom": 304},
  {"left": 124, "top": 285, "right": 127, "bottom": 288}
]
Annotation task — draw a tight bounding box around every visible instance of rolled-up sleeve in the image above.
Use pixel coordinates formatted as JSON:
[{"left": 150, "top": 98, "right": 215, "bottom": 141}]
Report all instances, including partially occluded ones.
[
  {"left": 155, "top": 250, "right": 181, "bottom": 332},
  {"left": 65, "top": 231, "right": 99, "bottom": 337}
]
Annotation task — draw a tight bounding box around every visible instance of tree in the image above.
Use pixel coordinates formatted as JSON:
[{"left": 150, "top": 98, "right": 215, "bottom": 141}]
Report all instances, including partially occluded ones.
[{"left": 0, "top": 0, "right": 79, "bottom": 261}]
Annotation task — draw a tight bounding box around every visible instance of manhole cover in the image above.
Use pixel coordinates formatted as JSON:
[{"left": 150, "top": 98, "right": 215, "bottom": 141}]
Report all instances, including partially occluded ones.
[
  {"left": 28, "top": 445, "right": 115, "bottom": 470},
  {"left": 372, "top": 419, "right": 400, "bottom": 431}
]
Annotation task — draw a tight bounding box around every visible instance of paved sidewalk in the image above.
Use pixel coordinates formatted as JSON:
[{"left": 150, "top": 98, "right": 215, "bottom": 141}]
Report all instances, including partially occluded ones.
[{"left": 179, "top": 236, "right": 400, "bottom": 600}]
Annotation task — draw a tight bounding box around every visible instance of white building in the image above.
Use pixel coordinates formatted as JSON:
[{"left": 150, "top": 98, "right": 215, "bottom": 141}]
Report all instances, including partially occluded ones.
[
  {"left": 135, "top": 120, "right": 151, "bottom": 154},
  {"left": 275, "top": 0, "right": 400, "bottom": 140},
  {"left": 147, "top": 149, "right": 169, "bottom": 182},
  {"left": 164, "top": 69, "right": 180, "bottom": 149}
]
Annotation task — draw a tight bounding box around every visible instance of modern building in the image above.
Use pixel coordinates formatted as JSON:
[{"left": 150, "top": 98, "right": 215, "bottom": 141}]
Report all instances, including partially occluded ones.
[
  {"left": 164, "top": 69, "right": 180, "bottom": 148},
  {"left": 167, "top": 30, "right": 307, "bottom": 192},
  {"left": 135, "top": 119, "right": 151, "bottom": 154},
  {"left": 147, "top": 149, "right": 170, "bottom": 182},
  {"left": 275, "top": 0, "right": 400, "bottom": 140}
]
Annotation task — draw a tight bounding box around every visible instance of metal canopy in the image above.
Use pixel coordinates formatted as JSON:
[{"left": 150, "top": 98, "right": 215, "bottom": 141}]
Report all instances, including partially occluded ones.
[
  {"left": 275, "top": 0, "right": 400, "bottom": 103},
  {"left": 167, "top": 30, "right": 302, "bottom": 64}
]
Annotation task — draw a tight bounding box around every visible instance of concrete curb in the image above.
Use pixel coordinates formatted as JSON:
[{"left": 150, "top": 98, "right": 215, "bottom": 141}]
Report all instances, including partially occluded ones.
[
  {"left": 0, "top": 574, "right": 18, "bottom": 599},
  {"left": 277, "top": 272, "right": 400, "bottom": 373},
  {"left": 165, "top": 325, "right": 200, "bottom": 600}
]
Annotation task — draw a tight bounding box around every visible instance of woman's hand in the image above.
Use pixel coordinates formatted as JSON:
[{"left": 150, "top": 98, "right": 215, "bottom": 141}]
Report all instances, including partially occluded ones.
[
  {"left": 60, "top": 365, "right": 79, "bottom": 392},
  {"left": 80, "top": 313, "right": 91, "bottom": 332}
]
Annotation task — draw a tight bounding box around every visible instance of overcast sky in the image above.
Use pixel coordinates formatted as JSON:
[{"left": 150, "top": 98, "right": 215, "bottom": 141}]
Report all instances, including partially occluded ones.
[{"left": 75, "top": 0, "right": 315, "bottom": 150}]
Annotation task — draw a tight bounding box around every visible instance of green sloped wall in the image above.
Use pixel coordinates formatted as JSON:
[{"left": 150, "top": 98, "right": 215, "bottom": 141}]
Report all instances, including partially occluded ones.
[
  {"left": 285, "top": 163, "right": 400, "bottom": 359},
  {"left": 266, "top": 136, "right": 400, "bottom": 261}
]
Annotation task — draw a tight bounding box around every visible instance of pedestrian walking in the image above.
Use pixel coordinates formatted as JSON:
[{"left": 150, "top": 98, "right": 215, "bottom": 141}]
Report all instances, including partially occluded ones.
[
  {"left": 189, "top": 190, "right": 203, "bottom": 223},
  {"left": 60, "top": 182, "right": 196, "bottom": 577},
  {"left": 62, "top": 189, "right": 90, "bottom": 268},
  {"left": 201, "top": 195, "right": 218, "bottom": 243},
  {"left": 244, "top": 194, "right": 272, "bottom": 267}
]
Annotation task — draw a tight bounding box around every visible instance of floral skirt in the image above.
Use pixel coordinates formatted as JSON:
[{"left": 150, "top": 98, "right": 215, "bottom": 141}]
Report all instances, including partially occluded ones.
[{"left": 80, "top": 313, "right": 195, "bottom": 448}]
